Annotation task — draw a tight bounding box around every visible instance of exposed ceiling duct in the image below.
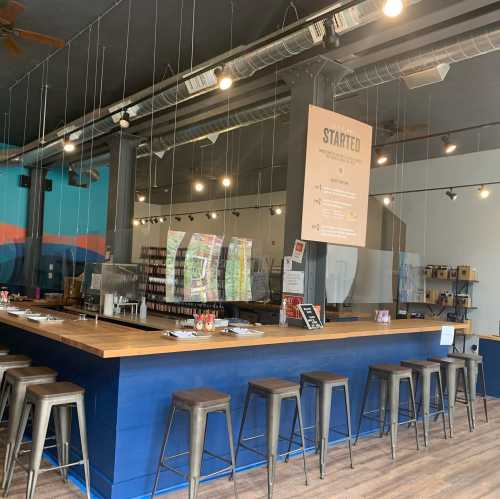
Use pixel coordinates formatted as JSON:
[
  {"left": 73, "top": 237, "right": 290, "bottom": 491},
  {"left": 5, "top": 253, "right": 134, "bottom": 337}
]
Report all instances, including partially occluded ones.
[
  {"left": 138, "top": 96, "right": 291, "bottom": 158},
  {"left": 2, "top": 0, "right": 407, "bottom": 167},
  {"left": 335, "top": 25, "right": 500, "bottom": 96}
]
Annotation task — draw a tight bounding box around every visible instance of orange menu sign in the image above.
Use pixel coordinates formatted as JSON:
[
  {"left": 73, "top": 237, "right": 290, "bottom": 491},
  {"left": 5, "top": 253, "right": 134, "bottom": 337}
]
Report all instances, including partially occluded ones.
[{"left": 301, "top": 105, "right": 372, "bottom": 247}]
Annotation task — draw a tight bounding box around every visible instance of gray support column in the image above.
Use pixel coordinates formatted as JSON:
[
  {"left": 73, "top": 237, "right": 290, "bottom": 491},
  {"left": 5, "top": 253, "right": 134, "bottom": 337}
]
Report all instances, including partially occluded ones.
[
  {"left": 106, "top": 133, "right": 140, "bottom": 263},
  {"left": 23, "top": 167, "right": 47, "bottom": 296},
  {"left": 282, "top": 56, "right": 351, "bottom": 322}
]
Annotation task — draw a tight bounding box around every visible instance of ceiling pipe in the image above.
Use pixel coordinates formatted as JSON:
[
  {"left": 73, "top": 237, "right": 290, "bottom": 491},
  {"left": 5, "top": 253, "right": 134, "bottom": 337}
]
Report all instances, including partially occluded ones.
[
  {"left": 335, "top": 25, "right": 500, "bottom": 96},
  {"left": 2, "top": 0, "right": 400, "bottom": 167}
]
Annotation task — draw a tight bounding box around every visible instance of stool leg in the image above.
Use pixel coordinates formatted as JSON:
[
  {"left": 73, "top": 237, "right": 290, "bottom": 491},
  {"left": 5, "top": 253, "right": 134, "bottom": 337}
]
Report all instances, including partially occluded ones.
[
  {"left": 479, "top": 363, "right": 488, "bottom": 422},
  {"left": 54, "top": 405, "right": 72, "bottom": 483},
  {"left": 233, "top": 388, "right": 251, "bottom": 477},
  {"left": 467, "top": 360, "right": 477, "bottom": 429},
  {"left": 285, "top": 381, "right": 303, "bottom": 464},
  {"left": 294, "top": 394, "right": 309, "bottom": 487},
  {"left": 3, "top": 401, "right": 31, "bottom": 497},
  {"left": 189, "top": 407, "right": 207, "bottom": 499},
  {"left": 388, "top": 377, "right": 400, "bottom": 460},
  {"left": 0, "top": 382, "right": 12, "bottom": 488},
  {"left": 27, "top": 400, "right": 52, "bottom": 499},
  {"left": 267, "top": 394, "right": 281, "bottom": 499},
  {"left": 75, "top": 397, "right": 91, "bottom": 499},
  {"left": 224, "top": 407, "right": 238, "bottom": 498},
  {"left": 151, "top": 406, "right": 175, "bottom": 498},
  {"left": 447, "top": 365, "right": 456, "bottom": 438},
  {"left": 461, "top": 367, "right": 473, "bottom": 432},
  {"left": 354, "top": 370, "right": 372, "bottom": 445},
  {"left": 318, "top": 385, "right": 332, "bottom": 480},
  {"left": 315, "top": 387, "right": 321, "bottom": 454},
  {"left": 436, "top": 370, "right": 447, "bottom": 440},
  {"left": 408, "top": 376, "right": 419, "bottom": 451},
  {"left": 343, "top": 383, "right": 354, "bottom": 469},
  {"left": 379, "top": 378, "right": 387, "bottom": 437},
  {"left": 421, "top": 371, "right": 431, "bottom": 447}
]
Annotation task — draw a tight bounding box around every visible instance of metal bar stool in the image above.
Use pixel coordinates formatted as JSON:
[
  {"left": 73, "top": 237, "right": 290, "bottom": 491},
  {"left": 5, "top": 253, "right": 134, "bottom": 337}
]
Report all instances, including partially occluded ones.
[
  {"left": 286, "top": 371, "right": 353, "bottom": 479},
  {"left": 0, "top": 356, "right": 31, "bottom": 386},
  {"left": 0, "top": 367, "right": 58, "bottom": 488},
  {"left": 354, "top": 364, "right": 419, "bottom": 459},
  {"left": 401, "top": 360, "right": 447, "bottom": 446},
  {"left": 429, "top": 356, "right": 472, "bottom": 436},
  {"left": 151, "top": 387, "right": 237, "bottom": 499},
  {"left": 4, "top": 382, "right": 91, "bottom": 499},
  {"left": 235, "top": 378, "right": 308, "bottom": 499},
  {"left": 448, "top": 352, "right": 488, "bottom": 428}
]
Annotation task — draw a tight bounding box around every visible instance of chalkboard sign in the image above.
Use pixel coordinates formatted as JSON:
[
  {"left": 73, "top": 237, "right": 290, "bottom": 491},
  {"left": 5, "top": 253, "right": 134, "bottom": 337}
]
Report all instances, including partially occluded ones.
[{"left": 298, "top": 304, "right": 323, "bottom": 330}]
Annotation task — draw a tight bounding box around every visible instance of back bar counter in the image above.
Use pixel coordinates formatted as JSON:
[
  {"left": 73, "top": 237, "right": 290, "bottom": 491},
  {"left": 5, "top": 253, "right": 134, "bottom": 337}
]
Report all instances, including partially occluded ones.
[{"left": 0, "top": 308, "right": 469, "bottom": 499}]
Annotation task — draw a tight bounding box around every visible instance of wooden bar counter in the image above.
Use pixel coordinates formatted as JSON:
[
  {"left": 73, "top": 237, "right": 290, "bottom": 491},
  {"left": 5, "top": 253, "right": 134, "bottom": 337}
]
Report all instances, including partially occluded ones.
[{"left": 0, "top": 306, "right": 466, "bottom": 499}]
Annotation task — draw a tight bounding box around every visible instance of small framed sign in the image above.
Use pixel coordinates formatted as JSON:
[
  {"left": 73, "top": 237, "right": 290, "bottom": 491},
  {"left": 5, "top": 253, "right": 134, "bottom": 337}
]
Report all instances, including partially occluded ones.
[{"left": 298, "top": 304, "right": 323, "bottom": 330}]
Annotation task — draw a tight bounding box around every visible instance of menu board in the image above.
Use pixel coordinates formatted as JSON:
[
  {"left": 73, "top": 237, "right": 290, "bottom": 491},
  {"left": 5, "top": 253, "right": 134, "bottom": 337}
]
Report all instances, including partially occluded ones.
[
  {"left": 298, "top": 303, "right": 323, "bottom": 330},
  {"left": 301, "top": 105, "right": 372, "bottom": 247},
  {"left": 183, "top": 233, "right": 223, "bottom": 302},
  {"left": 225, "top": 237, "right": 252, "bottom": 301},
  {"left": 165, "top": 230, "right": 185, "bottom": 301}
]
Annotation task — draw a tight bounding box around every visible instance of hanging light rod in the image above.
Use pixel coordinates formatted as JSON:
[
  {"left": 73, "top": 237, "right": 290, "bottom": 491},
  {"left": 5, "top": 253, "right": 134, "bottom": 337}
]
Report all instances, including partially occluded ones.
[
  {"left": 373, "top": 117, "right": 500, "bottom": 149},
  {"left": 371, "top": 180, "right": 500, "bottom": 197}
]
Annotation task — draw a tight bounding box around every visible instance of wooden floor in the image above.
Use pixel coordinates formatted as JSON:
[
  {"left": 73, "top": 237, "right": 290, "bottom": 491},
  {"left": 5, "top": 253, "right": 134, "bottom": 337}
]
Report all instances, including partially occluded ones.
[{"left": 0, "top": 399, "right": 497, "bottom": 498}]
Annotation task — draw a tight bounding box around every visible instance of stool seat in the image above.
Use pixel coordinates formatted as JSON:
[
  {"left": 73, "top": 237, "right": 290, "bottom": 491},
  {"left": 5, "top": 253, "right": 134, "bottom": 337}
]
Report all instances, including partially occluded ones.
[
  {"left": 370, "top": 364, "right": 412, "bottom": 377},
  {"left": 429, "top": 356, "right": 466, "bottom": 367},
  {"left": 173, "top": 387, "right": 230, "bottom": 408},
  {"left": 301, "top": 371, "right": 348, "bottom": 385},
  {"left": 449, "top": 352, "right": 483, "bottom": 363},
  {"left": 0, "top": 355, "right": 31, "bottom": 366},
  {"left": 27, "top": 382, "right": 84, "bottom": 400},
  {"left": 249, "top": 378, "right": 299, "bottom": 394},
  {"left": 6, "top": 367, "right": 57, "bottom": 382},
  {"left": 401, "top": 360, "right": 440, "bottom": 371}
]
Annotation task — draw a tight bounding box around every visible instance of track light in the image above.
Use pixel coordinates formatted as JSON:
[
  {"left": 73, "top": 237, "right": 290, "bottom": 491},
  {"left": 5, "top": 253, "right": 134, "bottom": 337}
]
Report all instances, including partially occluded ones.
[
  {"left": 210, "top": 211, "right": 218, "bottom": 219},
  {"left": 137, "top": 193, "right": 146, "bottom": 202},
  {"left": 270, "top": 206, "right": 283, "bottom": 216},
  {"left": 159, "top": 217, "right": 165, "bottom": 223},
  {"left": 221, "top": 176, "right": 232, "bottom": 188},
  {"left": 442, "top": 135, "right": 457, "bottom": 154},
  {"left": 323, "top": 17, "right": 340, "bottom": 49},
  {"left": 232, "top": 210, "right": 240, "bottom": 217},
  {"left": 194, "top": 181, "right": 205, "bottom": 192},
  {"left": 383, "top": 196, "right": 393, "bottom": 206},
  {"left": 119, "top": 111, "right": 130, "bottom": 129},
  {"left": 383, "top": 0, "right": 404, "bottom": 17},
  {"left": 133, "top": 219, "right": 140, "bottom": 227},
  {"left": 188, "top": 215, "right": 194, "bottom": 221},
  {"left": 479, "top": 185, "right": 491, "bottom": 199},
  {"left": 446, "top": 188, "right": 458, "bottom": 201},
  {"left": 376, "top": 148, "right": 389, "bottom": 166},
  {"left": 63, "top": 139, "right": 76, "bottom": 153},
  {"left": 214, "top": 66, "right": 233, "bottom": 91},
  {"left": 175, "top": 216, "right": 181, "bottom": 222},
  {"left": 140, "top": 219, "right": 146, "bottom": 225}
]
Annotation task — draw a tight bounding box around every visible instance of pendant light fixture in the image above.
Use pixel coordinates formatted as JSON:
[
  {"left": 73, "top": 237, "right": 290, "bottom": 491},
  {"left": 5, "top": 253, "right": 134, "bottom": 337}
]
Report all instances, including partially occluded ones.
[
  {"left": 322, "top": 17, "right": 340, "bottom": 49},
  {"left": 442, "top": 135, "right": 457, "bottom": 154},
  {"left": 221, "top": 176, "right": 232, "bottom": 188},
  {"left": 137, "top": 192, "right": 146, "bottom": 202},
  {"left": 119, "top": 111, "right": 130, "bottom": 129},
  {"left": 63, "top": 139, "right": 76, "bottom": 153},
  {"left": 479, "top": 185, "right": 491, "bottom": 199},
  {"left": 383, "top": 0, "right": 404, "bottom": 17},
  {"left": 376, "top": 148, "right": 389, "bottom": 166},
  {"left": 445, "top": 188, "right": 458, "bottom": 201},
  {"left": 194, "top": 180, "right": 205, "bottom": 192},
  {"left": 214, "top": 66, "right": 233, "bottom": 91}
]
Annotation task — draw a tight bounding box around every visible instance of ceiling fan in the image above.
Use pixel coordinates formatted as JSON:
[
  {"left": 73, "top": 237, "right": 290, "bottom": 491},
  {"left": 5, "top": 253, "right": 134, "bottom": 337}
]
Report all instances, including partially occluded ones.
[{"left": 0, "top": 0, "right": 65, "bottom": 56}]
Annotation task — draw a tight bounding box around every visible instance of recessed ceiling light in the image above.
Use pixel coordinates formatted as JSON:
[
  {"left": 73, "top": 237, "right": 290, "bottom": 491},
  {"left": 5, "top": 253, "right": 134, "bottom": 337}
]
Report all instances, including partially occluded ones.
[{"left": 383, "top": 0, "right": 404, "bottom": 17}]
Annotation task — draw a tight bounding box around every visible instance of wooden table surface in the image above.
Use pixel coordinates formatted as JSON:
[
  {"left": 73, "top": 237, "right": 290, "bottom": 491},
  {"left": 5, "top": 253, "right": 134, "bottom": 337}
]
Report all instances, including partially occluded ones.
[{"left": 0, "top": 305, "right": 467, "bottom": 359}]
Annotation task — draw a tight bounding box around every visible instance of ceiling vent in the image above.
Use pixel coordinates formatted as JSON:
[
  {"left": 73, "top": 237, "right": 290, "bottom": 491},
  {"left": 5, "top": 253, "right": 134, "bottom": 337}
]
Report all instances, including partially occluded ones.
[{"left": 402, "top": 63, "right": 450, "bottom": 90}]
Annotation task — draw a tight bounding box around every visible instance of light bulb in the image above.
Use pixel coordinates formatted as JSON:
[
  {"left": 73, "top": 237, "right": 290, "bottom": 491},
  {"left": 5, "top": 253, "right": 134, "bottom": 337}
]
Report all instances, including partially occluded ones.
[
  {"left": 221, "top": 176, "right": 232, "bottom": 188},
  {"left": 479, "top": 186, "right": 490, "bottom": 199},
  {"left": 133, "top": 219, "right": 140, "bottom": 226},
  {"left": 376, "top": 148, "right": 388, "bottom": 165},
  {"left": 63, "top": 140, "right": 76, "bottom": 153},
  {"left": 383, "top": 196, "right": 392, "bottom": 206},
  {"left": 119, "top": 112, "right": 130, "bottom": 129},
  {"left": 383, "top": 0, "right": 404, "bottom": 17},
  {"left": 210, "top": 211, "right": 218, "bottom": 219},
  {"left": 214, "top": 66, "right": 233, "bottom": 91},
  {"left": 194, "top": 181, "right": 205, "bottom": 192},
  {"left": 275, "top": 207, "right": 283, "bottom": 215},
  {"left": 137, "top": 194, "right": 146, "bottom": 203}
]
